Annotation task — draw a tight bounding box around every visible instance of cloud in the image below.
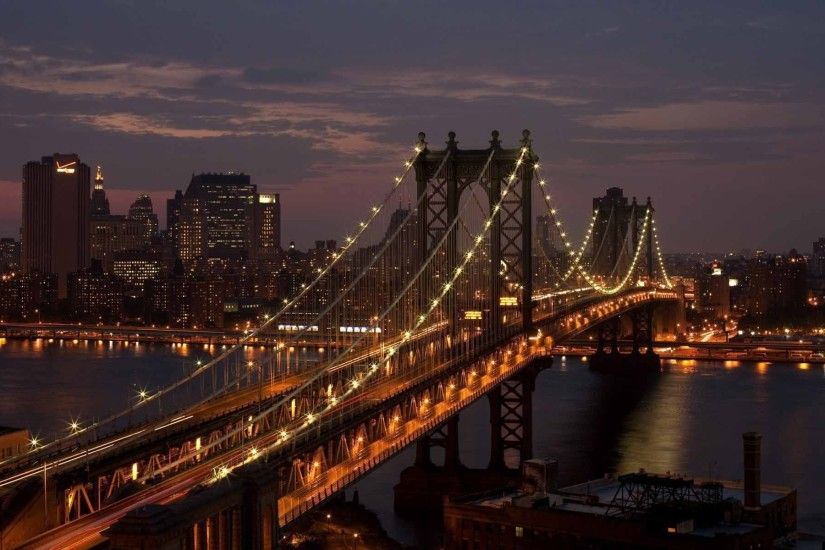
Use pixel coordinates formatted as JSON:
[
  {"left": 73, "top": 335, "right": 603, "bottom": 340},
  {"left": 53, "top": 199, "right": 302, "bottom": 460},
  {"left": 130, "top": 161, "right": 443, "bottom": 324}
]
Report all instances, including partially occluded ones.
[
  {"left": 0, "top": 44, "right": 233, "bottom": 100},
  {"left": 71, "top": 113, "right": 236, "bottom": 139},
  {"left": 242, "top": 67, "right": 331, "bottom": 85},
  {"left": 581, "top": 100, "right": 824, "bottom": 131},
  {"left": 586, "top": 25, "right": 621, "bottom": 38},
  {"left": 348, "top": 69, "right": 591, "bottom": 106},
  {"left": 622, "top": 151, "right": 712, "bottom": 163},
  {"left": 69, "top": 110, "right": 392, "bottom": 156},
  {"left": 0, "top": 42, "right": 400, "bottom": 156}
]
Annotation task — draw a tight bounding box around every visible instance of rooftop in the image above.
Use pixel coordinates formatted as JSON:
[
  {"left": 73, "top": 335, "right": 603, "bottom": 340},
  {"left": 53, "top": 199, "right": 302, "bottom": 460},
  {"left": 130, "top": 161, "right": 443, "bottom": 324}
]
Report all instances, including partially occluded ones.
[{"left": 465, "top": 471, "right": 793, "bottom": 524}]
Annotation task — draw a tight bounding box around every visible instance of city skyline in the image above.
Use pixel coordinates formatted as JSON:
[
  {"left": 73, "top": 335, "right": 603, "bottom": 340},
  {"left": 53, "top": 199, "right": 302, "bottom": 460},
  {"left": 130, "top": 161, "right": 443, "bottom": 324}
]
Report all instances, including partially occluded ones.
[
  {"left": 1, "top": 2, "right": 824, "bottom": 251},
  {"left": 2, "top": 4, "right": 825, "bottom": 547},
  {"left": 6, "top": 155, "right": 823, "bottom": 257}
]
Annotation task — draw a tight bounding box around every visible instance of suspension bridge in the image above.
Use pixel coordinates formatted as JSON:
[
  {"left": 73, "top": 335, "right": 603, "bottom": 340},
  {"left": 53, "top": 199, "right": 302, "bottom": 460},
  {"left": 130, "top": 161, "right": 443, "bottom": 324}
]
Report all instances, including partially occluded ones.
[{"left": 0, "top": 130, "right": 680, "bottom": 549}]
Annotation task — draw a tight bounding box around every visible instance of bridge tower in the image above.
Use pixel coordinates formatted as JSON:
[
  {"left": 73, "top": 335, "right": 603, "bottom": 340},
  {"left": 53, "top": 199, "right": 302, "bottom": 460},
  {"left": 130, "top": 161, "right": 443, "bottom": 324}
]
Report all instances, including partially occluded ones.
[
  {"left": 413, "top": 130, "right": 536, "bottom": 337},
  {"left": 396, "top": 131, "right": 541, "bottom": 518},
  {"left": 590, "top": 196, "right": 662, "bottom": 371}
]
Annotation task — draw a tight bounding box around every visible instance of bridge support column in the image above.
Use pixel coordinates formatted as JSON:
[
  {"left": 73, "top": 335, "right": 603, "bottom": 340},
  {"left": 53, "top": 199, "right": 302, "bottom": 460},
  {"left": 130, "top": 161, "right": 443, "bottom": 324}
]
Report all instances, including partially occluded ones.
[
  {"left": 610, "top": 316, "right": 620, "bottom": 356},
  {"left": 207, "top": 515, "right": 217, "bottom": 549},
  {"left": 591, "top": 309, "right": 660, "bottom": 373},
  {"left": 218, "top": 510, "right": 228, "bottom": 550},
  {"left": 488, "top": 365, "right": 538, "bottom": 471},
  {"left": 232, "top": 509, "right": 242, "bottom": 549},
  {"left": 414, "top": 437, "right": 432, "bottom": 467},
  {"left": 443, "top": 416, "right": 461, "bottom": 470},
  {"left": 414, "top": 415, "right": 461, "bottom": 469},
  {"left": 596, "top": 323, "right": 606, "bottom": 354}
]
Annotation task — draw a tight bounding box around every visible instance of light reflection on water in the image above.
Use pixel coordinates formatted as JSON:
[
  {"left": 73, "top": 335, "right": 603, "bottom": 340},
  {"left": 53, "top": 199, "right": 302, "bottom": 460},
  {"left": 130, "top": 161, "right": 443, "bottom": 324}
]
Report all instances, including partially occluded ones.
[
  {"left": 1, "top": 341, "right": 824, "bottom": 542},
  {"left": 0, "top": 338, "right": 317, "bottom": 438},
  {"left": 355, "top": 355, "right": 825, "bottom": 544}
]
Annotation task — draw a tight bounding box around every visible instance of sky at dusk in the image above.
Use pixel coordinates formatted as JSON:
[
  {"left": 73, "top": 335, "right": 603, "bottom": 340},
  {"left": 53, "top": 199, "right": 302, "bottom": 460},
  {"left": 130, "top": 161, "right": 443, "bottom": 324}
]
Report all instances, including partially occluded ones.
[{"left": 0, "top": 1, "right": 823, "bottom": 252}]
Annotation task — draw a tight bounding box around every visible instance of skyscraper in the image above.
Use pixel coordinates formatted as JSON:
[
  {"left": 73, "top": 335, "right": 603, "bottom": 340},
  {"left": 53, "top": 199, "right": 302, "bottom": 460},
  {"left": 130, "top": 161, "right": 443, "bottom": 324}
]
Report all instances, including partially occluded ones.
[
  {"left": 128, "top": 194, "right": 159, "bottom": 240},
  {"left": 591, "top": 188, "right": 637, "bottom": 279},
  {"left": 698, "top": 261, "right": 730, "bottom": 318},
  {"left": 254, "top": 193, "right": 281, "bottom": 260},
  {"left": 535, "top": 215, "right": 558, "bottom": 258},
  {"left": 22, "top": 154, "right": 90, "bottom": 298},
  {"left": 166, "top": 189, "right": 183, "bottom": 247},
  {"left": 89, "top": 173, "right": 152, "bottom": 270},
  {"left": 0, "top": 238, "right": 20, "bottom": 273},
  {"left": 89, "top": 166, "right": 110, "bottom": 217},
  {"left": 175, "top": 173, "right": 257, "bottom": 263}
]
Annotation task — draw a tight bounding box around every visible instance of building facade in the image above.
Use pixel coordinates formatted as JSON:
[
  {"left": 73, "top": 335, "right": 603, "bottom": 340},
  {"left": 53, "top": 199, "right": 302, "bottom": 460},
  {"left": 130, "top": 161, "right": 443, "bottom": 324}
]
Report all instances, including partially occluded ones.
[
  {"left": 0, "top": 238, "right": 20, "bottom": 274},
  {"left": 697, "top": 261, "right": 731, "bottom": 319},
  {"left": 67, "top": 260, "right": 124, "bottom": 322},
  {"left": 22, "top": 154, "right": 91, "bottom": 298},
  {"left": 128, "top": 194, "right": 159, "bottom": 241},
  {"left": 591, "top": 187, "right": 637, "bottom": 279},
  {"left": 89, "top": 173, "right": 157, "bottom": 270},
  {"left": 174, "top": 173, "right": 257, "bottom": 264},
  {"left": 253, "top": 193, "right": 281, "bottom": 261}
]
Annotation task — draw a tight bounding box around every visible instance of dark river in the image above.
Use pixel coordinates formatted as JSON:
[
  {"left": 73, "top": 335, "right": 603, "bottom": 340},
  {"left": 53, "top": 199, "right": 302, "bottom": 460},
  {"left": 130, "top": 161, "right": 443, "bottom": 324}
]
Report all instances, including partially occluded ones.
[{"left": 1, "top": 338, "right": 824, "bottom": 544}]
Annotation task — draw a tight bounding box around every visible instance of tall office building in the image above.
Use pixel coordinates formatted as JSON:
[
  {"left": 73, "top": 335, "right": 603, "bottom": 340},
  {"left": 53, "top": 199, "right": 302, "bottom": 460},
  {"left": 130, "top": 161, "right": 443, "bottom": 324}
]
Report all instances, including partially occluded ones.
[
  {"left": 166, "top": 189, "right": 184, "bottom": 249},
  {"left": 534, "top": 215, "right": 564, "bottom": 288},
  {"left": 89, "top": 175, "right": 152, "bottom": 270},
  {"left": 175, "top": 173, "right": 257, "bottom": 263},
  {"left": 128, "top": 194, "right": 159, "bottom": 240},
  {"left": 591, "top": 187, "right": 636, "bottom": 279},
  {"left": 90, "top": 166, "right": 110, "bottom": 217},
  {"left": 698, "top": 261, "right": 731, "bottom": 318},
  {"left": 535, "top": 215, "right": 560, "bottom": 258},
  {"left": 741, "top": 250, "right": 807, "bottom": 323},
  {"left": 0, "top": 238, "right": 20, "bottom": 273},
  {"left": 253, "top": 193, "right": 281, "bottom": 260},
  {"left": 67, "top": 260, "right": 124, "bottom": 322},
  {"left": 22, "top": 154, "right": 90, "bottom": 298}
]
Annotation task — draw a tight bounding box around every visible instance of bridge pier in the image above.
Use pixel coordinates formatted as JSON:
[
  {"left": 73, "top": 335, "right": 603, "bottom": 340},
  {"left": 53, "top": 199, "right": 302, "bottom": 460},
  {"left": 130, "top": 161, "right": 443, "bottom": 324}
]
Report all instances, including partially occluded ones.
[
  {"left": 394, "top": 357, "right": 549, "bottom": 519},
  {"left": 488, "top": 363, "right": 539, "bottom": 471},
  {"left": 415, "top": 415, "right": 461, "bottom": 470},
  {"left": 590, "top": 310, "right": 660, "bottom": 373}
]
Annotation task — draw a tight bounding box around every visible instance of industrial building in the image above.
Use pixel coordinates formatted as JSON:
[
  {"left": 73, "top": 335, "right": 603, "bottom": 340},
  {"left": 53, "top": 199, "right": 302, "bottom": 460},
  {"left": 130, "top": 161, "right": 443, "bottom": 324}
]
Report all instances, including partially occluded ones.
[{"left": 444, "top": 433, "right": 796, "bottom": 549}]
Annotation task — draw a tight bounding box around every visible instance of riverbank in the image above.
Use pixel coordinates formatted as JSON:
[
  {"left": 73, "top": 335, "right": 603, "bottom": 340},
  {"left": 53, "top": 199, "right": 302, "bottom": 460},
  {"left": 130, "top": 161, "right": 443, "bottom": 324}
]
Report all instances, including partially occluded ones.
[{"left": 0, "top": 321, "right": 347, "bottom": 349}]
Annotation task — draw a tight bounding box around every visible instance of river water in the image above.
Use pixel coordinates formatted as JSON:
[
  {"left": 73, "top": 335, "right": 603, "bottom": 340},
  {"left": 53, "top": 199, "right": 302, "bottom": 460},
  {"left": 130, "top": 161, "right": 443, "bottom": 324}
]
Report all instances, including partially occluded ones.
[{"left": 1, "top": 338, "right": 824, "bottom": 544}]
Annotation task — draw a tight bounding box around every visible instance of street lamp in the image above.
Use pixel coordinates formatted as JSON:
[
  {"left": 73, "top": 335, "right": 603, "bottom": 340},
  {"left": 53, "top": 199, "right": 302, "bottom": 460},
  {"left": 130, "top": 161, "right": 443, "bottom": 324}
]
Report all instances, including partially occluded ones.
[{"left": 68, "top": 419, "right": 81, "bottom": 434}]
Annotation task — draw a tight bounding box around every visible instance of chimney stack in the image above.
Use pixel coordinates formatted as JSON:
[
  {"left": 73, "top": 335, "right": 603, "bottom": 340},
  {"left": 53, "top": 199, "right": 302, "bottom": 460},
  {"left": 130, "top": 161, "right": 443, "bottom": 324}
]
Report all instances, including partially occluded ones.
[{"left": 743, "top": 432, "right": 762, "bottom": 510}]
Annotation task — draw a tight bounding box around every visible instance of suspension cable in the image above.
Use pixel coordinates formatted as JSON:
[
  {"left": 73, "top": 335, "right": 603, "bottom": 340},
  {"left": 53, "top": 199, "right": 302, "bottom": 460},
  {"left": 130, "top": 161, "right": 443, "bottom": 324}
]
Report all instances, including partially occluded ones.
[{"left": 12, "top": 142, "right": 426, "bottom": 460}]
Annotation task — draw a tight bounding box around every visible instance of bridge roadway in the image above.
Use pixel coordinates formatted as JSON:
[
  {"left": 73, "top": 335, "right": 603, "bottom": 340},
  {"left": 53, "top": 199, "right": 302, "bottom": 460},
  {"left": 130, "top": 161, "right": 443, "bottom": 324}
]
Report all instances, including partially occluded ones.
[
  {"left": 277, "top": 290, "right": 679, "bottom": 524},
  {"left": 0, "top": 321, "right": 449, "bottom": 491},
  {"left": 14, "top": 289, "right": 677, "bottom": 549},
  {"left": 18, "top": 336, "right": 544, "bottom": 550}
]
